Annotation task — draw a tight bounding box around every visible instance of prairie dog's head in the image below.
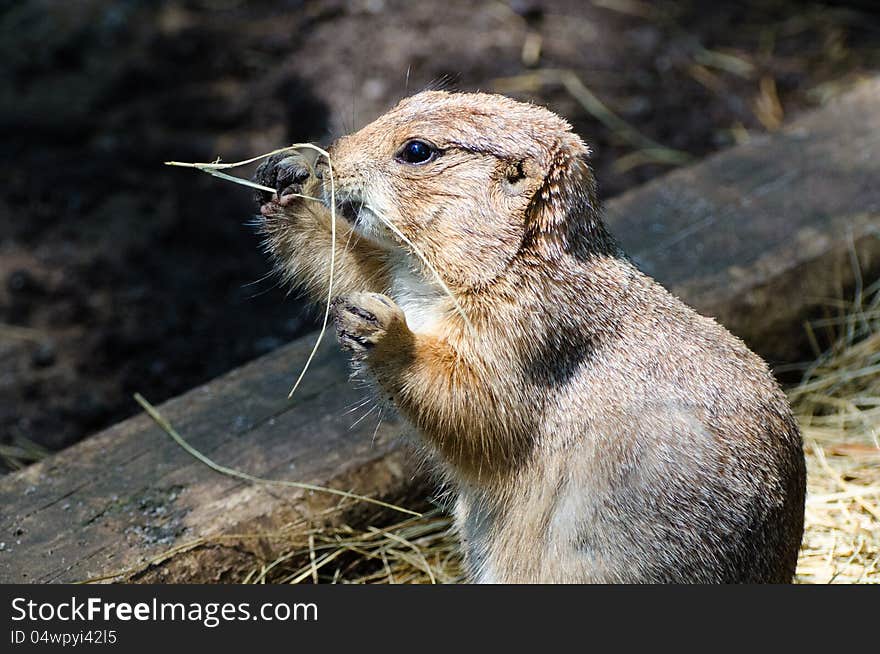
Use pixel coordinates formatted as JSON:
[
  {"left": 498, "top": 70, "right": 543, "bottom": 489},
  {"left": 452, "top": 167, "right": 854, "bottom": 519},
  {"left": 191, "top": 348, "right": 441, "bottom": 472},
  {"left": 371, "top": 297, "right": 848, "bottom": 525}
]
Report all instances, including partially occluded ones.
[{"left": 324, "top": 91, "right": 603, "bottom": 291}]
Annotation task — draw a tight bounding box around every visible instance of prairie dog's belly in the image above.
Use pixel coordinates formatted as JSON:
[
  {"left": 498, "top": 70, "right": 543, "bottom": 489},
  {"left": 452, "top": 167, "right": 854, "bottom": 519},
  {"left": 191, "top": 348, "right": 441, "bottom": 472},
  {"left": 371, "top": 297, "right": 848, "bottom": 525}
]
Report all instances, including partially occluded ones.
[
  {"left": 455, "top": 490, "right": 501, "bottom": 584},
  {"left": 455, "top": 477, "right": 580, "bottom": 584}
]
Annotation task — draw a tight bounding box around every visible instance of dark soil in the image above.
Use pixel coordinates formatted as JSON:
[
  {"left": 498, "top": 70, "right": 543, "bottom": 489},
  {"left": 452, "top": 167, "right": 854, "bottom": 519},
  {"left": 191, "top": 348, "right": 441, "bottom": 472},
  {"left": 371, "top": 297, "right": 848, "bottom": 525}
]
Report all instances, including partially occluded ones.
[{"left": 1, "top": 0, "right": 878, "bottom": 472}]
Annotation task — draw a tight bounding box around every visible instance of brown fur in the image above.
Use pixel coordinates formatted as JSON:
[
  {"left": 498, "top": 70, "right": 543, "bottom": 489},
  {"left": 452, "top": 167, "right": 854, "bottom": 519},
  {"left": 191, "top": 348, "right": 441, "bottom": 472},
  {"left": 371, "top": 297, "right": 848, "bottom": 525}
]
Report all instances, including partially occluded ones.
[{"left": 255, "top": 91, "right": 806, "bottom": 583}]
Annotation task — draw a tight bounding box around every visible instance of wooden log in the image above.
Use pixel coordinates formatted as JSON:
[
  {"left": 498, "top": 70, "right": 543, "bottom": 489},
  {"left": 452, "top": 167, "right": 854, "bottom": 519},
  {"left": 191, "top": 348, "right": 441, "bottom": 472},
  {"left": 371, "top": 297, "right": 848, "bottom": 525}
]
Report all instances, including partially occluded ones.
[
  {"left": 605, "top": 79, "right": 880, "bottom": 365},
  {"left": 2, "top": 79, "right": 879, "bottom": 583}
]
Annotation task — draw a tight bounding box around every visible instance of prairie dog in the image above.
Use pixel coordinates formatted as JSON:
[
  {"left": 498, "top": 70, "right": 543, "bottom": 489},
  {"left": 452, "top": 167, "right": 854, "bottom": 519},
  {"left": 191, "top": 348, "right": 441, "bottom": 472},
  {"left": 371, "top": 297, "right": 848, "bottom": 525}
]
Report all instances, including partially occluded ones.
[{"left": 255, "top": 91, "right": 806, "bottom": 583}]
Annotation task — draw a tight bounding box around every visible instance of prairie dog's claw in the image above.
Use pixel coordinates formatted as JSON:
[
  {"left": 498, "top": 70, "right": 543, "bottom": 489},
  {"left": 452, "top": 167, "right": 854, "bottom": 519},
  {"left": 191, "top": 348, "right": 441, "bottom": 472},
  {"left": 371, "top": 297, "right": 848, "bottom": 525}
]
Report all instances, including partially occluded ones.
[{"left": 331, "top": 292, "right": 404, "bottom": 355}]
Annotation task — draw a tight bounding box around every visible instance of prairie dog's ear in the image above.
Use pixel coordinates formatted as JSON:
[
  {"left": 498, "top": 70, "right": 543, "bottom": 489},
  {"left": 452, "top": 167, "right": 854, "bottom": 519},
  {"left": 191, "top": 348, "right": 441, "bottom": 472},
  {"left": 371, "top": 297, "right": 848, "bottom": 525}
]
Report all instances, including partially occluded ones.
[
  {"left": 525, "top": 135, "right": 599, "bottom": 239},
  {"left": 499, "top": 158, "right": 543, "bottom": 198}
]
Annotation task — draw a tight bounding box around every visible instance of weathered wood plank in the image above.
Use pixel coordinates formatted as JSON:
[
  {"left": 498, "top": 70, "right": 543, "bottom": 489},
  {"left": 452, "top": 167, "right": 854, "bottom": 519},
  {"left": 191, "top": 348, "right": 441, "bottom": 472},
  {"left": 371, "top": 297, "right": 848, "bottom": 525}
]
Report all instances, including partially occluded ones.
[
  {"left": 2, "top": 79, "right": 879, "bottom": 583},
  {"left": 0, "top": 338, "right": 417, "bottom": 583},
  {"left": 605, "top": 80, "right": 880, "bottom": 363}
]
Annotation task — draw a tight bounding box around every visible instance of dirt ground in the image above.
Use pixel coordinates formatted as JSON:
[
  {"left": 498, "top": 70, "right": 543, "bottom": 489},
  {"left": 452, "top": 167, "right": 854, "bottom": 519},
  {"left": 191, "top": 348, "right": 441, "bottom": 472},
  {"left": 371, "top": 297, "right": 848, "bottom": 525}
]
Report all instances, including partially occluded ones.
[{"left": 1, "top": 0, "right": 878, "bottom": 471}]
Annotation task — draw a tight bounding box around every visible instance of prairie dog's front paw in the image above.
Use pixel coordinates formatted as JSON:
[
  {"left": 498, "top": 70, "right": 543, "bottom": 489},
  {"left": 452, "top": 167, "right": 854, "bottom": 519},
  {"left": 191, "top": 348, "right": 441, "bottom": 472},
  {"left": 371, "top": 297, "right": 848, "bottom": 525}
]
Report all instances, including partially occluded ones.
[
  {"left": 253, "top": 150, "right": 318, "bottom": 208},
  {"left": 331, "top": 292, "right": 405, "bottom": 355}
]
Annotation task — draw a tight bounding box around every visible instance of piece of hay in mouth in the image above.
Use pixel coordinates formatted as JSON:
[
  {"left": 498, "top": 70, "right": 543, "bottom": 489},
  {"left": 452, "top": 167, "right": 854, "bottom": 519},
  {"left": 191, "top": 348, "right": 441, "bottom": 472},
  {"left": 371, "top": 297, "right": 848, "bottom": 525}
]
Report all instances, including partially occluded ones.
[{"left": 166, "top": 145, "right": 474, "bottom": 395}]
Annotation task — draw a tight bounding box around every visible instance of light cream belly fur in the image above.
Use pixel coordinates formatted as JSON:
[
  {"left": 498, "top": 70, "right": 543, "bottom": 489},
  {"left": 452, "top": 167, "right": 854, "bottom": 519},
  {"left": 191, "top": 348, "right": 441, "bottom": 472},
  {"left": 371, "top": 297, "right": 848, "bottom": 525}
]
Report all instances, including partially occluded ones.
[
  {"left": 454, "top": 462, "right": 596, "bottom": 584},
  {"left": 388, "top": 254, "right": 447, "bottom": 334}
]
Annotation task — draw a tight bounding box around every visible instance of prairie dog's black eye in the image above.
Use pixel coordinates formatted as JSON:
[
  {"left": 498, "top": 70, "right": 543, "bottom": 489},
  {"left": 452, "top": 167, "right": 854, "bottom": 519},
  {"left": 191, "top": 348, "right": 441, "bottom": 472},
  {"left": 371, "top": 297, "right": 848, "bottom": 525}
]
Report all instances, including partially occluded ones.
[{"left": 396, "top": 140, "right": 438, "bottom": 165}]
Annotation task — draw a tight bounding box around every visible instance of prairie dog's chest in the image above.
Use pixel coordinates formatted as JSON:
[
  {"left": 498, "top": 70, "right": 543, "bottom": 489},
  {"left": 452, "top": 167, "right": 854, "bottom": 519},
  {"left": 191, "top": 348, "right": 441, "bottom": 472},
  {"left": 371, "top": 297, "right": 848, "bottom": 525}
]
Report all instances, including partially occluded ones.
[{"left": 389, "top": 258, "right": 446, "bottom": 334}]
